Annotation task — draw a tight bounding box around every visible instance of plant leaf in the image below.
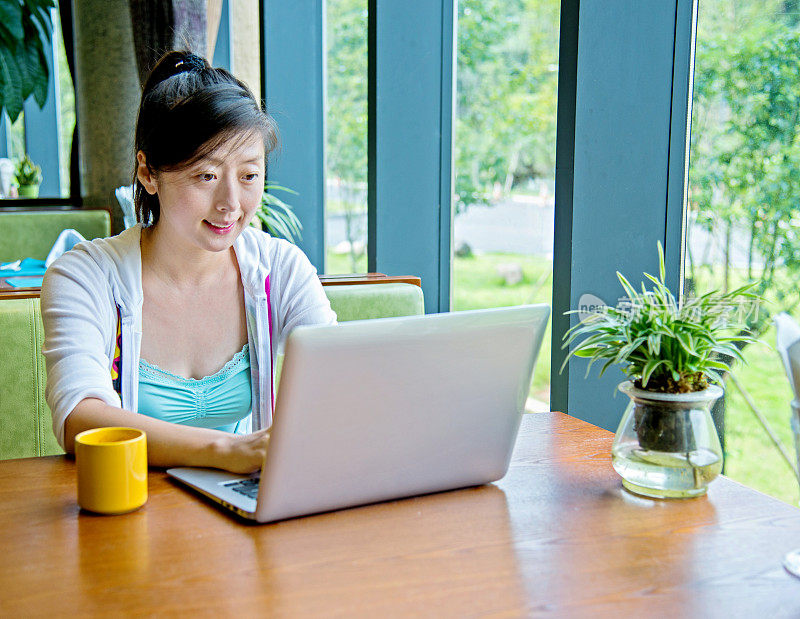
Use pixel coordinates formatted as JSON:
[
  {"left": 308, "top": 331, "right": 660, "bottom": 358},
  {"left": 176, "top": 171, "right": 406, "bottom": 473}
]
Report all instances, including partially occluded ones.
[
  {"left": 0, "top": 2, "right": 23, "bottom": 42},
  {"left": 0, "top": 45, "right": 23, "bottom": 122},
  {"left": 257, "top": 184, "right": 303, "bottom": 243},
  {"left": 641, "top": 358, "right": 667, "bottom": 388}
]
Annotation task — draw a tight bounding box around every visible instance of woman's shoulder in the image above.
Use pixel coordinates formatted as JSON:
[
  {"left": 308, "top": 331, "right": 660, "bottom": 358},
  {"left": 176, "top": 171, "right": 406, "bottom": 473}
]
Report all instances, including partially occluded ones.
[
  {"left": 237, "top": 225, "right": 308, "bottom": 268},
  {"left": 49, "top": 225, "right": 140, "bottom": 271},
  {"left": 236, "top": 227, "right": 319, "bottom": 299},
  {"left": 42, "top": 226, "right": 142, "bottom": 306}
]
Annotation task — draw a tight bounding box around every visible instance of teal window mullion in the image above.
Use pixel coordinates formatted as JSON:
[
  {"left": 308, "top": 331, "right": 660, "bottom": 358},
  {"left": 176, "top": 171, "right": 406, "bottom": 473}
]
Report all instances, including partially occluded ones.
[
  {"left": 368, "top": 0, "right": 454, "bottom": 313},
  {"left": 551, "top": 0, "right": 694, "bottom": 430},
  {"left": 261, "top": 0, "right": 325, "bottom": 270}
]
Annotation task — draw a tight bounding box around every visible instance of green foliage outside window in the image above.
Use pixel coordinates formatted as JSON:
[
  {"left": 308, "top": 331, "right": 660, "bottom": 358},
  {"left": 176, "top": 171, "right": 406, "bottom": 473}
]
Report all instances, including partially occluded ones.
[
  {"left": 327, "top": 0, "right": 366, "bottom": 190},
  {"left": 326, "top": 0, "right": 367, "bottom": 272},
  {"left": 325, "top": 0, "right": 561, "bottom": 217},
  {"left": 690, "top": 0, "right": 800, "bottom": 342},
  {"left": 689, "top": 0, "right": 800, "bottom": 504},
  {"left": 455, "top": 0, "right": 559, "bottom": 213},
  {"left": 0, "top": 0, "right": 56, "bottom": 123}
]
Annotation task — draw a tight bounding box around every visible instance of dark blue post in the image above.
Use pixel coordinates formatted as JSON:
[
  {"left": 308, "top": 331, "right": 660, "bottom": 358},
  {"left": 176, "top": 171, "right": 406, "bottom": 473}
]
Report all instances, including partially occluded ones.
[
  {"left": 261, "top": 0, "right": 326, "bottom": 270},
  {"left": 368, "top": 0, "right": 454, "bottom": 313},
  {"left": 551, "top": 0, "right": 696, "bottom": 430}
]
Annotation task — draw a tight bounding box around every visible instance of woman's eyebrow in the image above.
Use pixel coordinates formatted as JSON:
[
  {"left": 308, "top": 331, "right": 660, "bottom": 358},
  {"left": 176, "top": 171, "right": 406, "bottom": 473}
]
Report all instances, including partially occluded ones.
[{"left": 199, "top": 155, "right": 262, "bottom": 166}]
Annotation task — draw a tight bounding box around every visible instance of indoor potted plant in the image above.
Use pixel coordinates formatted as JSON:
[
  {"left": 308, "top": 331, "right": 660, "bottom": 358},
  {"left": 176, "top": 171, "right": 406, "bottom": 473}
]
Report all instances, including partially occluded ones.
[
  {"left": 562, "top": 243, "right": 761, "bottom": 498},
  {"left": 15, "top": 154, "right": 43, "bottom": 198},
  {"left": 253, "top": 182, "right": 302, "bottom": 244}
]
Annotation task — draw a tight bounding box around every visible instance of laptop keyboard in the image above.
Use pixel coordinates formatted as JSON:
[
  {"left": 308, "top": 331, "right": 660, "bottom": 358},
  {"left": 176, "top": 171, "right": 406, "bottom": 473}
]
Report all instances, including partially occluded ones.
[{"left": 223, "top": 477, "right": 260, "bottom": 499}]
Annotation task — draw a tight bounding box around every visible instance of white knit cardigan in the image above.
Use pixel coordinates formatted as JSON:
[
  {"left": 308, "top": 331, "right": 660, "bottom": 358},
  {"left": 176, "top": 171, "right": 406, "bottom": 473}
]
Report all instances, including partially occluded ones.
[{"left": 41, "top": 224, "right": 336, "bottom": 448}]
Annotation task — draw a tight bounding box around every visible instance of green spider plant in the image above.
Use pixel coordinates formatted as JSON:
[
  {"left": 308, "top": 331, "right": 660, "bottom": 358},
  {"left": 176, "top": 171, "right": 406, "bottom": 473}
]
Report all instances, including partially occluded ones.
[
  {"left": 253, "top": 182, "right": 302, "bottom": 244},
  {"left": 15, "top": 154, "right": 42, "bottom": 186},
  {"left": 561, "top": 243, "right": 762, "bottom": 393}
]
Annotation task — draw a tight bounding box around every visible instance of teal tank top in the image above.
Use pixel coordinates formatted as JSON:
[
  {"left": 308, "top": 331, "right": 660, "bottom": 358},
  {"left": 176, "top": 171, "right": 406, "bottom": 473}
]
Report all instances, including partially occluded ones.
[{"left": 137, "top": 344, "right": 252, "bottom": 434}]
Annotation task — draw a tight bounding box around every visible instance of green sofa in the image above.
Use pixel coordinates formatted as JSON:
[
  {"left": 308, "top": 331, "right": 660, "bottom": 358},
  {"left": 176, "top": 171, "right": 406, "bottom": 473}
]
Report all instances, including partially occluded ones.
[
  {"left": 0, "top": 209, "right": 112, "bottom": 262},
  {"left": 0, "top": 298, "right": 58, "bottom": 459},
  {"left": 0, "top": 282, "right": 424, "bottom": 460}
]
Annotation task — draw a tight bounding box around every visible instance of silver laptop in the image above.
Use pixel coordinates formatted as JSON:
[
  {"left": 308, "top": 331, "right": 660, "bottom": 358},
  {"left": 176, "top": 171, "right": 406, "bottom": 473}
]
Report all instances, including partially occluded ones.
[{"left": 167, "top": 304, "right": 550, "bottom": 523}]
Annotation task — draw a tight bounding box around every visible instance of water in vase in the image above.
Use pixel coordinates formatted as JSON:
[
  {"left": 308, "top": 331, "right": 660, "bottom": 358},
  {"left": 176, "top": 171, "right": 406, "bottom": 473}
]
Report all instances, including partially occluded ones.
[{"left": 612, "top": 443, "right": 723, "bottom": 499}]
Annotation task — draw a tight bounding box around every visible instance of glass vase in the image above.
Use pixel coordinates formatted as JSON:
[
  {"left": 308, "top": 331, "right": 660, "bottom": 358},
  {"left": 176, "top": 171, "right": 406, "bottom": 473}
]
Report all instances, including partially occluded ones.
[{"left": 611, "top": 380, "right": 724, "bottom": 499}]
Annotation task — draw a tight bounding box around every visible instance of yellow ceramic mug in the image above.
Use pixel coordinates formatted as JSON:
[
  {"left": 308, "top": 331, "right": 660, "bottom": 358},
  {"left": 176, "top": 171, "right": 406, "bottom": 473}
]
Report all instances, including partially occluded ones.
[{"left": 75, "top": 427, "right": 147, "bottom": 514}]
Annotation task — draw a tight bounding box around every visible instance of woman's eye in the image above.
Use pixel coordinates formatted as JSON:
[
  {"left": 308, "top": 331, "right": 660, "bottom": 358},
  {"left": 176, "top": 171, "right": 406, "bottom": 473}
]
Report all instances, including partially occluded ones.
[
  {"left": 243, "top": 173, "right": 259, "bottom": 182},
  {"left": 198, "top": 173, "right": 215, "bottom": 182}
]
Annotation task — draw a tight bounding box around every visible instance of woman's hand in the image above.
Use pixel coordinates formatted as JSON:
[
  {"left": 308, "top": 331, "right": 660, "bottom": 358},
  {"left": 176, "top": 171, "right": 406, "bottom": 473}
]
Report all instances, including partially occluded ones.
[{"left": 212, "top": 428, "right": 271, "bottom": 474}]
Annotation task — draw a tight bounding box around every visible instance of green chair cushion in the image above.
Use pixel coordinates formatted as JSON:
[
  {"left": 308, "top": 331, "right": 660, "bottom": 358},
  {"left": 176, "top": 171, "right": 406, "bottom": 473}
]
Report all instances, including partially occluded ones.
[
  {"left": 0, "top": 298, "right": 64, "bottom": 459},
  {"left": 324, "top": 283, "right": 425, "bottom": 322},
  {"left": 0, "top": 209, "right": 112, "bottom": 262}
]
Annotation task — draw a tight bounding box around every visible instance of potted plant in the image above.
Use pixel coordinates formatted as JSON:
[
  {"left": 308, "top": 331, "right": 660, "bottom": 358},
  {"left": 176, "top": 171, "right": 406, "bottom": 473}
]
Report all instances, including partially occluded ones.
[
  {"left": 252, "top": 182, "right": 302, "bottom": 244},
  {"left": 15, "top": 154, "right": 42, "bottom": 198},
  {"left": 562, "top": 243, "right": 761, "bottom": 498}
]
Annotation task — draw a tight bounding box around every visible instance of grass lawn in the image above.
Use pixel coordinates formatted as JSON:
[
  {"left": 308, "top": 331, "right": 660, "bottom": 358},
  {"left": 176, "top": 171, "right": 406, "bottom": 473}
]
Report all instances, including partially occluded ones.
[
  {"left": 325, "top": 250, "right": 367, "bottom": 275},
  {"left": 324, "top": 249, "right": 800, "bottom": 506},
  {"left": 724, "top": 326, "right": 799, "bottom": 506},
  {"left": 452, "top": 253, "right": 553, "bottom": 406},
  {"left": 691, "top": 263, "right": 800, "bottom": 506}
]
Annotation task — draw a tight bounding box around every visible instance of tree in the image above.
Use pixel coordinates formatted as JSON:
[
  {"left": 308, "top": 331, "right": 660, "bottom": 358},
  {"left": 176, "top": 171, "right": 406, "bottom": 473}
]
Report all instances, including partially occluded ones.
[
  {"left": 326, "top": 0, "right": 368, "bottom": 271},
  {"left": 689, "top": 0, "right": 800, "bottom": 340},
  {"left": 455, "top": 0, "right": 559, "bottom": 213}
]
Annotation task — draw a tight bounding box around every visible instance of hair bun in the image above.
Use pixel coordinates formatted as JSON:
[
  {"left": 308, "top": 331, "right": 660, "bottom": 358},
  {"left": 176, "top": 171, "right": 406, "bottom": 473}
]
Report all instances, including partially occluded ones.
[
  {"left": 142, "top": 51, "right": 210, "bottom": 96},
  {"left": 175, "top": 53, "right": 207, "bottom": 74}
]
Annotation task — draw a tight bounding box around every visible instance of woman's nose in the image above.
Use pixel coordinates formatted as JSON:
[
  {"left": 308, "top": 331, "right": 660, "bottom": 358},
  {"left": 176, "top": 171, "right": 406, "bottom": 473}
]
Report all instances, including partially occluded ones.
[{"left": 215, "top": 177, "right": 238, "bottom": 211}]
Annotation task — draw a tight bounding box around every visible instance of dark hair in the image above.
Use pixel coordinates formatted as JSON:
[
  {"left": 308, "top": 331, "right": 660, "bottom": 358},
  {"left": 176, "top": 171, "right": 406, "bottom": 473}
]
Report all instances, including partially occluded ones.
[{"left": 133, "top": 50, "right": 278, "bottom": 226}]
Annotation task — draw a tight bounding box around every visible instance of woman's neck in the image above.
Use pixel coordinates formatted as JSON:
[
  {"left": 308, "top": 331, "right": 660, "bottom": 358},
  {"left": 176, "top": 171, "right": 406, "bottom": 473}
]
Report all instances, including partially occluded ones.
[{"left": 140, "top": 224, "right": 237, "bottom": 289}]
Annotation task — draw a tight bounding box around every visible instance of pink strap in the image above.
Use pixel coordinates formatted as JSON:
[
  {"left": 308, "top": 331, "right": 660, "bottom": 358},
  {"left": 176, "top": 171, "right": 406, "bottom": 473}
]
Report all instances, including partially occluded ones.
[{"left": 265, "top": 275, "right": 275, "bottom": 413}]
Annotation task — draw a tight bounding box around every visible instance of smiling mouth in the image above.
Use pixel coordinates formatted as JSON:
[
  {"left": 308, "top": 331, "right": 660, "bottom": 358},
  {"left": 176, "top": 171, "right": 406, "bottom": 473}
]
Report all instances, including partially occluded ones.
[{"left": 204, "top": 220, "right": 236, "bottom": 234}]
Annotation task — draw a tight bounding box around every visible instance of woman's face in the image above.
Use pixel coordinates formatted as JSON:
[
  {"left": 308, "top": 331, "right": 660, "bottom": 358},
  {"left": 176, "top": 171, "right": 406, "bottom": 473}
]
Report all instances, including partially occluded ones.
[{"left": 138, "top": 131, "right": 266, "bottom": 254}]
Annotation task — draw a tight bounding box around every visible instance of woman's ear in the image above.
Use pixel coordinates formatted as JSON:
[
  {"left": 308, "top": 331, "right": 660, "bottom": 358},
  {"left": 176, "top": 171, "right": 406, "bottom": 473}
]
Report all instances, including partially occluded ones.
[{"left": 136, "top": 151, "right": 158, "bottom": 195}]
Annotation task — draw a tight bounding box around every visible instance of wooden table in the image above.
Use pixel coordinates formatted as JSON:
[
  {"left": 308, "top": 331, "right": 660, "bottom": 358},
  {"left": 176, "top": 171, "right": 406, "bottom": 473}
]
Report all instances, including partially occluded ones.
[
  {"left": 0, "top": 275, "right": 42, "bottom": 299},
  {"left": 1, "top": 413, "right": 798, "bottom": 617}
]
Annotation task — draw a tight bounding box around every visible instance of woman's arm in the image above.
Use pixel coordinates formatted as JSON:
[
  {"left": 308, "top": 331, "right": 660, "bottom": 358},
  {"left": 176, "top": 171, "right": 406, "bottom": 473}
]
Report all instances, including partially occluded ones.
[
  {"left": 41, "top": 247, "right": 124, "bottom": 447},
  {"left": 65, "top": 398, "right": 269, "bottom": 474}
]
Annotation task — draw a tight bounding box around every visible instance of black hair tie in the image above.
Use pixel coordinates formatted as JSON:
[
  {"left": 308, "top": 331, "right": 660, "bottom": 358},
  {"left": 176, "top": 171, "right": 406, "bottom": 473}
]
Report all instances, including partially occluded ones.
[{"left": 174, "top": 53, "right": 207, "bottom": 74}]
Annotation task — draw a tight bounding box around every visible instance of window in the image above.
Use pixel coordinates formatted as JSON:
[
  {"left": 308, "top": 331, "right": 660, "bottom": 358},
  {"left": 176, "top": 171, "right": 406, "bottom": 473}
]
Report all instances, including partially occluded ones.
[
  {"left": 686, "top": 0, "right": 800, "bottom": 504},
  {"left": 325, "top": 0, "right": 368, "bottom": 274},
  {"left": 0, "top": 7, "right": 73, "bottom": 201},
  {"left": 453, "top": 0, "right": 559, "bottom": 410}
]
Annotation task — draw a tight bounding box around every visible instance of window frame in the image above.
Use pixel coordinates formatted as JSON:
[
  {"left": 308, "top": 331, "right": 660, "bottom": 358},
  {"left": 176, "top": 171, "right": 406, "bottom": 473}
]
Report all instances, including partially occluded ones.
[{"left": 550, "top": 0, "right": 697, "bottom": 429}]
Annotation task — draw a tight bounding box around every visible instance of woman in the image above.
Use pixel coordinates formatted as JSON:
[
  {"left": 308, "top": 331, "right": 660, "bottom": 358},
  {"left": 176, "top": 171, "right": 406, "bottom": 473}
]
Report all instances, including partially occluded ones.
[{"left": 41, "top": 51, "right": 336, "bottom": 474}]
